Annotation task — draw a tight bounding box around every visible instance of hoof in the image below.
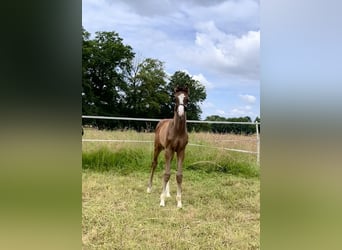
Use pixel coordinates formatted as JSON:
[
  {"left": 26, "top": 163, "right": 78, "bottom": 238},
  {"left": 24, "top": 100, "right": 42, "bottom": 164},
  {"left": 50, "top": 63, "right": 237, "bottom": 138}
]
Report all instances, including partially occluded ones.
[
  {"left": 147, "top": 187, "right": 151, "bottom": 193},
  {"left": 166, "top": 193, "right": 171, "bottom": 198},
  {"left": 160, "top": 201, "right": 165, "bottom": 207}
]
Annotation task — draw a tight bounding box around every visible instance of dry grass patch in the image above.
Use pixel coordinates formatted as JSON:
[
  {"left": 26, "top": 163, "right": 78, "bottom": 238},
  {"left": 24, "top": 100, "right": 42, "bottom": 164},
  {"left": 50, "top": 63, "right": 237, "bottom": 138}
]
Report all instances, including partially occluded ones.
[{"left": 82, "top": 170, "right": 259, "bottom": 249}]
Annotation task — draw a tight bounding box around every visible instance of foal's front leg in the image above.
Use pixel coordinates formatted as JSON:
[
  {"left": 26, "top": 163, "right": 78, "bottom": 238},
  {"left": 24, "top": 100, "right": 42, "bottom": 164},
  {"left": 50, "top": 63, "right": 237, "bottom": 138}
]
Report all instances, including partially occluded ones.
[
  {"left": 160, "top": 148, "right": 173, "bottom": 207},
  {"left": 176, "top": 149, "right": 185, "bottom": 208}
]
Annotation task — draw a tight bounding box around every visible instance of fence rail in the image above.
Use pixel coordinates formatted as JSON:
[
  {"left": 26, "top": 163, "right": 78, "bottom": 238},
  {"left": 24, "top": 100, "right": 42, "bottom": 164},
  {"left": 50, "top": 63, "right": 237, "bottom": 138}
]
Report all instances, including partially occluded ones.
[
  {"left": 82, "top": 115, "right": 259, "bottom": 125},
  {"left": 82, "top": 115, "right": 260, "bottom": 165}
]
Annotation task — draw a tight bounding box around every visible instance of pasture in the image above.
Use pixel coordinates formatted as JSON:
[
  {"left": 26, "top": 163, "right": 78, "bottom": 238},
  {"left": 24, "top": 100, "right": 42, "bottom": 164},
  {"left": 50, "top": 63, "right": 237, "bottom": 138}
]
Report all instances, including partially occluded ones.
[{"left": 82, "top": 128, "right": 260, "bottom": 249}]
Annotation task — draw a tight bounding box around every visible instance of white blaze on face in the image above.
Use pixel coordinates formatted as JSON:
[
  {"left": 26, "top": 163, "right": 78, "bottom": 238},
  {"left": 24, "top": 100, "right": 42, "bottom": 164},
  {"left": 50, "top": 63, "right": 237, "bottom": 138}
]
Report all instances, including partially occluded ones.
[{"left": 177, "top": 93, "right": 185, "bottom": 117}]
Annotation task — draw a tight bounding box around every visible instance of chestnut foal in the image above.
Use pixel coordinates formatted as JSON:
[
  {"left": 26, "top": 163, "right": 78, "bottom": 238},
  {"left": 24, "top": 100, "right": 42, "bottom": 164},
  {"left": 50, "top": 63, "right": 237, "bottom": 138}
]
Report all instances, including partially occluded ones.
[{"left": 147, "top": 86, "right": 189, "bottom": 208}]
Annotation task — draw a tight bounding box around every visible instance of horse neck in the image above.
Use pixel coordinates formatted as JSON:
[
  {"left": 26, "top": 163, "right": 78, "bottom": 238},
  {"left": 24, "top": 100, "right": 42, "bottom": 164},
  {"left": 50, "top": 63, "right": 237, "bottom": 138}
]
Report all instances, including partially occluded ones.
[{"left": 172, "top": 112, "right": 187, "bottom": 134}]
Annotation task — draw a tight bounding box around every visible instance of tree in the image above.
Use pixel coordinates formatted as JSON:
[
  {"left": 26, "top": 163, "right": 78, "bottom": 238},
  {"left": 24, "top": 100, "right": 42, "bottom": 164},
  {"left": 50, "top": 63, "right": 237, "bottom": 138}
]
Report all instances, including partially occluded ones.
[
  {"left": 205, "top": 115, "right": 228, "bottom": 133},
  {"left": 82, "top": 29, "right": 208, "bottom": 131},
  {"left": 125, "top": 58, "right": 169, "bottom": 118},
  {"left": 166, "top": 71, "right": 206, "bottom": 121},
  {"left": 82, "top": 29, "right": 135, "bottom": 128},
  {"left": 204, "top": 115, "right": 257, "bottom": 134},
  {"left": 120, "top": 58, "right": 169, "bottom": 130},
  {"left": 226, "top": 116, "right": 254, "bottom": 134},
  {"left": 82, "top": 28, "right": 98, "bottom": 116}
]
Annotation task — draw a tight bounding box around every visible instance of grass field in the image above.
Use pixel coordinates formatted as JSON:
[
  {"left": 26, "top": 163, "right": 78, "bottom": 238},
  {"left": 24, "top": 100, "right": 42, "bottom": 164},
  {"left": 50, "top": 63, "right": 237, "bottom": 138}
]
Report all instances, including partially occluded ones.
[{"left": 82, "top": 128, "right": 260, "bottom": 249}]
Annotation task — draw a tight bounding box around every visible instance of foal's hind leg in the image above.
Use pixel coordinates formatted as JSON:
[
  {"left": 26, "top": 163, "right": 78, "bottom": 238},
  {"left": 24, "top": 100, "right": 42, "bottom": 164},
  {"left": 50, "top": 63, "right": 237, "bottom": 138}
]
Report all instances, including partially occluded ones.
[{"left": 147, "top": 144, "right": 162, "bottom": 193}]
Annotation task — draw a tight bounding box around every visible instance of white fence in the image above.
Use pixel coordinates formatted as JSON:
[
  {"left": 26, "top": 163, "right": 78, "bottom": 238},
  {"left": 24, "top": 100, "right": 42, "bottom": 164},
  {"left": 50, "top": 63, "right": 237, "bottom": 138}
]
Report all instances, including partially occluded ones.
[{"left": 82, "top": 115, "right": 260, "bottom": 164}]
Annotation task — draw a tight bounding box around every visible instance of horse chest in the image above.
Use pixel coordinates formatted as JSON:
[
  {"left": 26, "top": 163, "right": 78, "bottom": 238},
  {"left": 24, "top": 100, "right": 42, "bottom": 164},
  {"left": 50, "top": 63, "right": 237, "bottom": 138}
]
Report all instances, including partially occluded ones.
[{"left": 167, "top": 135, "right": 188, "bottom": 150}]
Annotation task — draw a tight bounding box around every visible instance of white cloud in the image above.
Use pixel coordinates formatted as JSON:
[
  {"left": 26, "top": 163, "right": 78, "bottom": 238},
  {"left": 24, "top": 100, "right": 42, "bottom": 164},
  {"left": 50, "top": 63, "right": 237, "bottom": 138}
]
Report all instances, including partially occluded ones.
[
  {"left": 182, "top": 0, "right": 259, "bottom": 34},
  {"left": 216, "top": 109, "right": 226, "bottom": 115},
  {"left": 83, "top": 0, "right": 259, "bottom": 80},
  {"left": 192, "top": 73, "right": 214, "bottom": 89},
  {"left": 228, "top": 106, "right": 255, "bottom": 117},
  {"left": 179, "top": 69, "right": 214, "bottom": 89},
  {"left": 239, "top": 94, "right": 256, "bottom": 104},
  {"left": 182, "top": 23, "right": 260, "bottom": 79},
  {"left": 201, "top": 101, "right": 215, "bottom": 108}
]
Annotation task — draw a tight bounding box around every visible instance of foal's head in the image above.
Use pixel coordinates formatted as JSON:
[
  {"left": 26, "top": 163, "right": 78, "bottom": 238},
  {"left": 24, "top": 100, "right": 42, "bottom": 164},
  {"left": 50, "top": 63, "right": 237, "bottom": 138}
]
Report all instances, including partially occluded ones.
[{"left": 174, "top": 86, "right": 189, "bottom": 118}]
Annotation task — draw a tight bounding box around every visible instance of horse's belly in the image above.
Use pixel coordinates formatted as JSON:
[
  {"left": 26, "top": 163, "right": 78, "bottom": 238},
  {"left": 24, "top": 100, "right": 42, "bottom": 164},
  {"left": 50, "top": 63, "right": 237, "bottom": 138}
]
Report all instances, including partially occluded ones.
[{"left": 158, "top": 120, "right": 171, "bottom": 148}]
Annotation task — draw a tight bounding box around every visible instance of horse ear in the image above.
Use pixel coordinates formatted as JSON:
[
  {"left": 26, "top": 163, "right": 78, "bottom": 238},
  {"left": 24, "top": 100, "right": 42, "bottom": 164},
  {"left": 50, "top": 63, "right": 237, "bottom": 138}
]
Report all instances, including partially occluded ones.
[
  {"left": 185, "top": 86, "right": 189, "bottom": 95},
  {"left": 174, "top": 86, "right": 189, "bottom": 94}
]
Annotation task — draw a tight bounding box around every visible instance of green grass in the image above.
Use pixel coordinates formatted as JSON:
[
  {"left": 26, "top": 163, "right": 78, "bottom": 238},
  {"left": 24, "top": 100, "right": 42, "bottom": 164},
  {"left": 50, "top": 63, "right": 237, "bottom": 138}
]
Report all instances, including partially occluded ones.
[
  {"left": 82, "top": 128, "right": 260, "bottom": 249},
  {"left": 82, "top": 146, "right": 259, "bottom": 178}
]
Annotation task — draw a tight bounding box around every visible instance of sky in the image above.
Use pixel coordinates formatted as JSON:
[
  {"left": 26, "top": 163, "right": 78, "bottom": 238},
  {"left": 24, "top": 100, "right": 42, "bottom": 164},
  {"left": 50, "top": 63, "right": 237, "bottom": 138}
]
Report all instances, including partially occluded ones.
[{"left": 82, "top": 0, "right": 260, "bottom": 120}]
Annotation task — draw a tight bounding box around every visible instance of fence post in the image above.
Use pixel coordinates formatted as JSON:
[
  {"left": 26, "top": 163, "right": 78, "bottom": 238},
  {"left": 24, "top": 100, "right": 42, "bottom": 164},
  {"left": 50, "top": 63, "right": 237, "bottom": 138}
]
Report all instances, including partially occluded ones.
[{"left": 256, "top": 121, "right": 260, "bottom": 165}]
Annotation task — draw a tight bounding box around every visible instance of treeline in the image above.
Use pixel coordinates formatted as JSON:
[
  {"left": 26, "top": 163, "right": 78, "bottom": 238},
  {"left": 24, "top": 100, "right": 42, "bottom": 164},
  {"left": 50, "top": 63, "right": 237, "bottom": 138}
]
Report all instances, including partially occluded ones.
[
  {"left": 82, "top": 28, "right": 260, "bottom": 134},
  {"left": 83, "top": 115, "right": 260, "bottom": 135},
  {"left": 201, "top": 115, "right": 260, "bottom": 134},
  {"left": 82, "top": 28, "right": 206, "bottom": 130}
]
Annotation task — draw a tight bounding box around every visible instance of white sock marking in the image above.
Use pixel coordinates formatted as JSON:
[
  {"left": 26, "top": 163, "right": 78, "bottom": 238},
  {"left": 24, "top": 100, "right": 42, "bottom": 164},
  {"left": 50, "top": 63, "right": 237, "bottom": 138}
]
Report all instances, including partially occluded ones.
[
  {"left": 166, "top": 181, "right": 171, "bottom": 197},
  {"left": 160, "top": 193, "right": 165, "bottom": 207},
  {"left": 176, "top": 187, "right": 182, "bottom": 208},
  {"left": 176, "top": 195, "right": 182, "bottom": 208}
]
